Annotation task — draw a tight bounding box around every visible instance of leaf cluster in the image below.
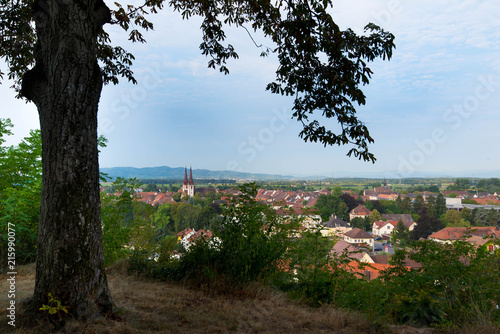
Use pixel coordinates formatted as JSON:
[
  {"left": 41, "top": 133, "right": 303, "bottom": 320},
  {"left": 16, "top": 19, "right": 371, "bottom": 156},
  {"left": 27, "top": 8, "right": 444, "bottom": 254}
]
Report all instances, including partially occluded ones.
[
  {"left": 380, "top": 240, "right": 500, "bottom": 326},
  {"left": 2, "top": 0, "right": 394, "bottom": 160},
  {"left": 167, "top": 0, "right": 395, "bottom": 161},
  {"left": 129, "top": 183, "right": 301, "bottom": 290},
  {"left": 0, "top": 119, "right": 41, "bottom": 269}
]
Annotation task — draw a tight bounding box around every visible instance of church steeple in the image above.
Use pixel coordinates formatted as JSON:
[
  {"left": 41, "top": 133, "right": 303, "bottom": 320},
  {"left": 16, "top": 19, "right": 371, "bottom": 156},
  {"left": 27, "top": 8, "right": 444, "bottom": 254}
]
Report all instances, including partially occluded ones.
[
  {"left": 181, "top": 165, "right": 195, "bottom": 198},
  {"left": 183, "top": 166, "right": 188, "bottom": 186},
  {"left": 189, "top": 166, "right": 194, "bottom": 185}
]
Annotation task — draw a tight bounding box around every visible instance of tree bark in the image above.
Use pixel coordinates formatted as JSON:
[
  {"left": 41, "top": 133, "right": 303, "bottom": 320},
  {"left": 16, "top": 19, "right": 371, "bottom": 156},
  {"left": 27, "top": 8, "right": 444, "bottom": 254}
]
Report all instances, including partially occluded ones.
[{"left": 21, "top": 0, "right": 114, "bottom": 319}]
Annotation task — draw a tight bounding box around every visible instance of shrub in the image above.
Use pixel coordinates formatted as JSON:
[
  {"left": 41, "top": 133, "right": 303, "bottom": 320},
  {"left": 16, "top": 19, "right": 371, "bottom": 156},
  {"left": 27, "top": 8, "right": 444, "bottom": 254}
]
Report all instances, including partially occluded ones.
[
  {"left": 379, "top": 240, "right": 500, "bottom": 327},
  {"left": 130, "top": 183, "right": 300, "bottom": 290}
]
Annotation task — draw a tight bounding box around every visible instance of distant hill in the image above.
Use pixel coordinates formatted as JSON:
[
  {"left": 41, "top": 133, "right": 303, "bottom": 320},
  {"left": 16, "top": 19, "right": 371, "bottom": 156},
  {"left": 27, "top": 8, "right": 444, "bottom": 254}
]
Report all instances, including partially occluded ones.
[
  {"left": 100, "top": 166, "right": 500, "bottom": 181},
  {"left": 99, "top": 166, "right": 298, "bottom": 181}
]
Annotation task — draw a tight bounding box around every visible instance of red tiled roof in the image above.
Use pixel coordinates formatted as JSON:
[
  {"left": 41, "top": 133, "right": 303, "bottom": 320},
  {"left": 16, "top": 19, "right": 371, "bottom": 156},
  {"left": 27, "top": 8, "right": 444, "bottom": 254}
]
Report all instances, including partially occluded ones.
[
  {"left": 331, "top": 240, "right": 368, "bottom": 261},
  {"left": 345, "top": 261, "right": 392, "bottom": 280},
  {"left": 381, "top": 214, "right": 415, "bottom": 224},
  {"left": 344, "top": 227, "right": 373, "bottom": 239},
  {"left": 350, "top": 204, "right": 371, "bottom": 215},
  {"left": 473, "top": 196, "right": 500, "bottom": 205},
  {"left": 429, "top": 226, "right": 500, "bottom": 241},
  {"left": 378, "top": 194, "right": 398, "bottom": 200}
]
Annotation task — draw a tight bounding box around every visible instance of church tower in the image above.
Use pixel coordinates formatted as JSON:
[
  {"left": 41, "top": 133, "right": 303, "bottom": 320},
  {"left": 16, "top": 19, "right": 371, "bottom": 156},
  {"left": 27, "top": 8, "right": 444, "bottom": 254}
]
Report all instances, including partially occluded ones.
[{"left": 182, "top": 166, "right": 195, "bottom": 197}]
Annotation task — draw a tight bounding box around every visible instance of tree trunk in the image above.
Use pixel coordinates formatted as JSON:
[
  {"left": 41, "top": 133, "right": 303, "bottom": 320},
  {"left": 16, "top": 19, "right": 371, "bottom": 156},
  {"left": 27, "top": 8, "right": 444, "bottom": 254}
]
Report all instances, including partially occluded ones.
[{"left": 21, "top": 0, "right": 114, "bottom": 319}]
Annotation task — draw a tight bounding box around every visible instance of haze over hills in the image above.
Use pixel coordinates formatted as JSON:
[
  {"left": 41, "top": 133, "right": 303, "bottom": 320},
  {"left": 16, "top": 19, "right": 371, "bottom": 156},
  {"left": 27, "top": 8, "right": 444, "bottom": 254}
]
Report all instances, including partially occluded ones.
[
  {"left": 99, "top": 166, "right": 299, "bottom": 181},
  {"left": 100, "top": 166, "right": 500, "bottom": 181}
]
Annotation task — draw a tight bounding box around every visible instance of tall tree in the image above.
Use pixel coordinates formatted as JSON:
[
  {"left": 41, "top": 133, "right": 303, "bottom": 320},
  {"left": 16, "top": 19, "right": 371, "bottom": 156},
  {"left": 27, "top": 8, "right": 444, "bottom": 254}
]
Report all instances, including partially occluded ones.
[
  {"left": 337, "top": 201, "right": 349, "bottom": 221},
  {"left": 1, "top": 0, "right": 394, "bottom": 319},
  {"left": 471, "top": 208, "right": 499, "bottom": 227},
  {"left": 410, "top": 208, "right": 445, "bottom": 240},
  {"left": 435, "top": 193, "right": 446, "bottom": 217},
  {"left": 314, "top": 194, "right": 341, "bottom": 221},
  {"left": 400, "top": 197, "right": 411, "bottom": 213},
  {"left": 412, "top": 195, "right": 425, "bottom": 214},
  {"left": 426, "top": 195, "right": 436, "bottom": 218},
  {"left": 443, "top": 210, "right": 470, "bottom": 227},
  {"left": 391, "top": 219, "right": 409, "bottom": 247},
  {"left": 395, "top": 195, "right": 402, "bottom": 211},
  {"left": 339, "top": 193, "right": 362, "bottom": 212},
  {"left": 461, "top": 207, "right": 473, "bottom": 224},
  {"left": 369, "top": 209, "right": 382, "bottom": 224}
]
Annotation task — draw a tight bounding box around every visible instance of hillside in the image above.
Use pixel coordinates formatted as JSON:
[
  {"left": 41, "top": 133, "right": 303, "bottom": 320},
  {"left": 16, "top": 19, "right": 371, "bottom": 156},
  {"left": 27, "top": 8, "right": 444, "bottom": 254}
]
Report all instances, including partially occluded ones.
[
  {"left": 99, "top": 166, "right": 500, "bottom": 181},
  {"left": 0, "top": 262, "right": 472, "bottom": 334},
  {"left": 100, "top": 166, "right": 299, "bottom": 181}
]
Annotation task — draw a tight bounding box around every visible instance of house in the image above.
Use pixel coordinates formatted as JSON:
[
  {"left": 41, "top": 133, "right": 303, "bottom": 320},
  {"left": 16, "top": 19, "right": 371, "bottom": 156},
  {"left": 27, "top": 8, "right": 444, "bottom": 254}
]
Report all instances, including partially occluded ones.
[
  {"left": 274, "top": 207, "right": 322, "bottom": 231},
  {"left": 301, "top": 214, "right": 323, "bottom": 229},
  {"left": 428, "top": 226, "right": 500, "bottom": 245},
  {"left": 372, "top": 220, "right": 399, "bottom": 237},
  {"left": 176, "top": 228, "right": 214, "bottom": 251},
  {"left": 370, "top": 254, "right": 422, "bottom": 269},
  {"left": 349, "top": 204, "right": 371, "bottom": 221},
  {"left": 381, "top": 214, "right": 415, "bottom": 225},
  {"left": 377, "top": 193, "right": 398, "bottom": 201},
  {"left": 343, "top": 227, "right": 374, "bottom": 247},
  {"left": 372, "top": 215, "right": 417, "bottom": 237},
  {"left": 134, "top": 191, "right": 159, "bottom": 204},
  {"left": 363, "top": 189, "right": 379, "bottom": 201},
  {"left": 344, "top": 261, "right": 392, "bottom": 281},
  {"left": 321, "top": 216, "right": 351, "bottom": 238},
  {"left": 330, "top": 240, "right": 374, "bottom": 263},
  {"left": 364, "top": 185, "right": 399, "bottom": 201},
  {"left": 446, "top": 197, "right": 500, "bottom": 214}
]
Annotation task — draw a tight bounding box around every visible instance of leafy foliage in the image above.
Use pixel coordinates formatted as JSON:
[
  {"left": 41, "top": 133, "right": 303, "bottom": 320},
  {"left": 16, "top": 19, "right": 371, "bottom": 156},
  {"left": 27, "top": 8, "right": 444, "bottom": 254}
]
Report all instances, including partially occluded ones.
[
  {"left": 471, "top": 208, "right": 499, "bottom": 227},
  {"left": 314, "top": 194, "right": 341, "bottom": 221},
  {"left": 369, "top": 209, "right": 382, "bottom": 224},
  {"left": 130, "top": 183, "right": 300, "bottom": 289},
  {"left": 410, "top": 208, "right": 445, "bottom": 240},
  {"left": 277, "top": 228, "right": 358, "bottom": 307},
  {"left": 391, "top": 220, "right": 409, "bottom": 247},
  {"left": 476, "top": 178, "right": 500, "bottom": 194},
  {"left": 0, "top": 119, "right": 41, "bottom": 269},
  {"left": 39, "top": 293, "right": 69, "bottom": 316},
  {"left": 101, "top": 177, "right": 159, "bottom": 265},
  {"left": 2, "top": 0, "right": 394, "bottom": 160},
  {"left": 380, "top": 240, "right": 500, "bottom": 326},
  {"left": 446, "top": 178, "right": 472, "bottom": 191},
  {"left": 349, "top": 216, "right": 371, "bottom": 231}
]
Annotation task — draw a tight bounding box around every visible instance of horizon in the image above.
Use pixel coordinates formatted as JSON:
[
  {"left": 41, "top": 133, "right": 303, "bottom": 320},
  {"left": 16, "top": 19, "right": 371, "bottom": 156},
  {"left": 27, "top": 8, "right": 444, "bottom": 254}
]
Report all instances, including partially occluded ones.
[
  {"left": 100, "top": 165, "right": 500, "bottom": 180},
  {"left": 2, "top": 0, "right": 500, "bottom": 178}
]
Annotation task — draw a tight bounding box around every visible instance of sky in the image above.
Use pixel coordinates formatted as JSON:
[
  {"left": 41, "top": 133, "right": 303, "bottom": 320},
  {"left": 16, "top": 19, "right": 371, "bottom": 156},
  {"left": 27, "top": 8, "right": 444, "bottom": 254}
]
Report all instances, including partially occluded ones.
[{"left": 2, "top": 0, "right": 500, "bottom": 178}]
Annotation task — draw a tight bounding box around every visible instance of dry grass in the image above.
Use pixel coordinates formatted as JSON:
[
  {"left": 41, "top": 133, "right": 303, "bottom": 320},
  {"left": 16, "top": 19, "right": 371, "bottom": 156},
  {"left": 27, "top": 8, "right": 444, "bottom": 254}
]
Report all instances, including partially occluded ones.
[{"left": 0, "top": 261, "right": 497, "bottom": 334}]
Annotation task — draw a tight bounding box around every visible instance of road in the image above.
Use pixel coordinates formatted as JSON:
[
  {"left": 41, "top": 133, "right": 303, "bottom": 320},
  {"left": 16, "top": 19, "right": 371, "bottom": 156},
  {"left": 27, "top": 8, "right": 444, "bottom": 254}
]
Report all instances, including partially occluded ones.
[{"left": 373, "top": 240, "right": 395, "bottom": 255}]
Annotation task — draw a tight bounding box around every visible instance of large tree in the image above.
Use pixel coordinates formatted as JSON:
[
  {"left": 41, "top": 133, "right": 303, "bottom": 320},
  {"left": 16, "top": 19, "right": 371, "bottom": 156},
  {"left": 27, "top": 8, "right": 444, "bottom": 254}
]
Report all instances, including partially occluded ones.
[
  {"left": 0, "top": 0, "right": 394, "bottom": 320},
  {"left": 410, "top": 208, "right": 445, "bottom": 240}
]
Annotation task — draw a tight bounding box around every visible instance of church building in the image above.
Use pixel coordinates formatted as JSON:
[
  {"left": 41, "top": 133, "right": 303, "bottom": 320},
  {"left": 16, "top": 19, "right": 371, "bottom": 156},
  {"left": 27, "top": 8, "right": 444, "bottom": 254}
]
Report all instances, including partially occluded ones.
[{"left": 182, "top": 166, "right": 195, "bottom": 197}]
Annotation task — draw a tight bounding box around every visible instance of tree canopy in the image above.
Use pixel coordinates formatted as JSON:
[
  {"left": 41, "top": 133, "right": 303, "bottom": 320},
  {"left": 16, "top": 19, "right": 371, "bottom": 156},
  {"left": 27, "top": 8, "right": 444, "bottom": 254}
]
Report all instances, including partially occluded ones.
[
  {"left": 0, "top": 0, "right": 395, "bottom": 321},
  {"left": 1, "top": 0, "right": 394, "bottom": 161}
]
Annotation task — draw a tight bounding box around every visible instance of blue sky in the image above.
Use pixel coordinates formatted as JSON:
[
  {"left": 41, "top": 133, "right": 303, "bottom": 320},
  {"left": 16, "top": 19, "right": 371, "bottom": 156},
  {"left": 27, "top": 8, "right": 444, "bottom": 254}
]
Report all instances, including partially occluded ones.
[{"left": 2, "top": 0, "right": 500, "bottom": 178}]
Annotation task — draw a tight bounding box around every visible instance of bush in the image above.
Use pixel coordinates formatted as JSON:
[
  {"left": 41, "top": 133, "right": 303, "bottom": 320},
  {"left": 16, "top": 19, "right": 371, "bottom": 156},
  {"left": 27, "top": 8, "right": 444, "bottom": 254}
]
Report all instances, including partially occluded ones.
[
  {"left": 379, "top": 240, "right": 500, "bottom": 327},
  {"left": 130, "top": 183, "right": 300, "bottom": 291}
]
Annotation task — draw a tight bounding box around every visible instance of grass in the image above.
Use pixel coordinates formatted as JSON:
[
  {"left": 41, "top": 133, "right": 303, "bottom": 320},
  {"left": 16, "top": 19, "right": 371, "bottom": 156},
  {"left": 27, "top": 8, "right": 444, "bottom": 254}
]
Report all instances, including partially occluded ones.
[{"left": 0, "top": 261, "right": 498, "bottom": 334}]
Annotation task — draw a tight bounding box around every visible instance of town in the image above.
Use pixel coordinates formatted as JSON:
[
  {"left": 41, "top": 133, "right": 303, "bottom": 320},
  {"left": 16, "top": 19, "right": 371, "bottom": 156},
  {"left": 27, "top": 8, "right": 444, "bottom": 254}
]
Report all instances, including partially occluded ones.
[{"left": 102, "top": 168, "right": 500, "bottom": 281}]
